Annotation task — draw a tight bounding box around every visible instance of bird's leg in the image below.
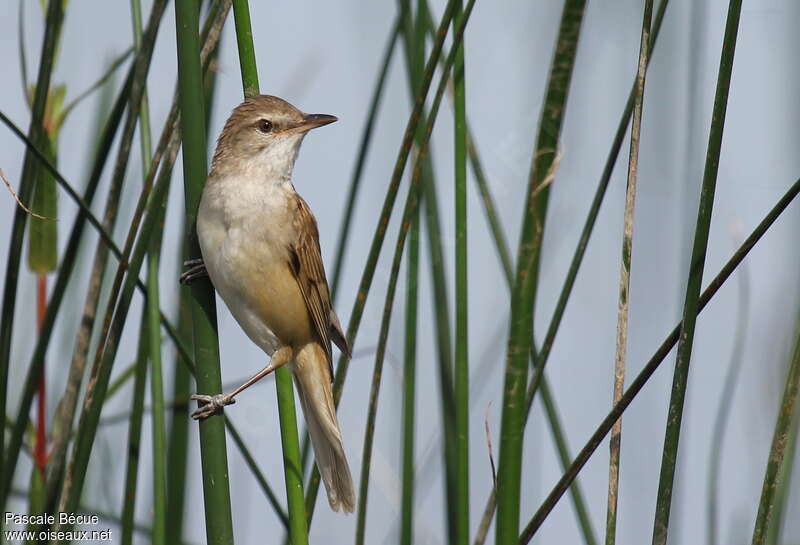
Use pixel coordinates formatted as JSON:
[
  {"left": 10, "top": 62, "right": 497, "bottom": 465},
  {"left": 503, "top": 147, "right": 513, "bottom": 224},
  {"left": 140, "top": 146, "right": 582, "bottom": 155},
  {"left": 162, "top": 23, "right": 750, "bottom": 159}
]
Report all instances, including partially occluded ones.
[
  {"left": 180, "top": 258, "right": 208, "bottom": 284},
  {"left": 191, "top": 345, "right": 294, "bottom": 420}
]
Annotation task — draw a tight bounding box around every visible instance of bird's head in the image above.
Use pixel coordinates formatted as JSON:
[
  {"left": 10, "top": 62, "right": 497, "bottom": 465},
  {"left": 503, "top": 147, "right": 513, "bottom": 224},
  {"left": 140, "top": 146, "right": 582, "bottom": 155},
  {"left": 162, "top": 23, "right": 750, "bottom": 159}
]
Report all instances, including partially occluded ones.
[{"left": 211, "top": 94, "right": 337, "bottom": 180}]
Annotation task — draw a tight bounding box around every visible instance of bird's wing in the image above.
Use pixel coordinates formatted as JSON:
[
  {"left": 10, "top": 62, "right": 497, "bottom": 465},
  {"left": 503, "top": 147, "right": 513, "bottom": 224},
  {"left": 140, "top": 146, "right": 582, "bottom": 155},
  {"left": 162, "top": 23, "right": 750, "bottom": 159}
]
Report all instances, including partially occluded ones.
[{"left": 288, "top": 195, "right": 350, "bottom": 380}]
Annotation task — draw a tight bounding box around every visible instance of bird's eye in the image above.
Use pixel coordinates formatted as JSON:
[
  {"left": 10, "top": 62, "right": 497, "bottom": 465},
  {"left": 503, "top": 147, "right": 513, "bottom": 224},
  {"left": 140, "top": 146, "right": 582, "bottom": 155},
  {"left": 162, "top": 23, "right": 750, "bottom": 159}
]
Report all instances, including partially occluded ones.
[{"left": 257, "top": 119, "right": 273, "bottom": 133}]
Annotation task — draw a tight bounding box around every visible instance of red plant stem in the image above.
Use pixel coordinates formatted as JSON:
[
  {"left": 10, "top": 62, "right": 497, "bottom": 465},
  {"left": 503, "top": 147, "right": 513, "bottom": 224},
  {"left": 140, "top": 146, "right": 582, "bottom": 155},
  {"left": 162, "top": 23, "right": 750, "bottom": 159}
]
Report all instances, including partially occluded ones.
[{"left": 35, "top": 274, "right": 47, "bottom": 474}]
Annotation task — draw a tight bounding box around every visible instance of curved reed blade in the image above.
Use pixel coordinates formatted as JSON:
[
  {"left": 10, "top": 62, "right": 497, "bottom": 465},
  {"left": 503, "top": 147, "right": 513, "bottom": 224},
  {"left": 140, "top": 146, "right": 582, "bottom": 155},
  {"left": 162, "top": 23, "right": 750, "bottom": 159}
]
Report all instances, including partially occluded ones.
[
  {"left": 652, "top": 2, "right": 743, "bottom": 543},
  {"left": 519, "top": 177, "right": 800, "bottom": 543}
]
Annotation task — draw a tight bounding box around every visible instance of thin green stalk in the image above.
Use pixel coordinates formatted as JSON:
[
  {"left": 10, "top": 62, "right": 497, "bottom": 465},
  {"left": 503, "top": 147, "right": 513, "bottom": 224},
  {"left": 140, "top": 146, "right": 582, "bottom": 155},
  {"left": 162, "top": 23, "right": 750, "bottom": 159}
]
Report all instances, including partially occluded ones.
[
  {"left": 302, "top": 0, "right": 461, "bottom": 524},
  {"left": 328, "top": 16, "right": 401, "bottom": 302},
  {"left": 121, "top": 315, "right": 150, "bottom": 545},
  {"left": 225, "top": 417, "right": 290, "bottom": 529},
  {"left": 519, "top": 178, "right": 800, "bottom": 543},
  {"left": 174, "top": 1, "right": 234, "bottom": 544},
  {"left": 54, "top": 1, "right": 172, "bottom": 523},
  {"left": 7, "top": 488, "right": 201, "bottom": 545},
  {"left": 231, "top": 0, "right": 258, "bottom": 97},
  {"left": 525, "top": 0, "right": 670, "bottom": 414},
  {"left": 399, "top": 3, "right": 458, "bottom": 539},
  {"left": 706, "top": 236, "right": 750, "bottom": 545},
  {"left": 606, "top": 2, "right": 652, "bottom": 543},
  {"left": 227, "top": 0, "right": 308, "bottom": 541},
  {"left": 59, "top": 46, "right": 133, "bottom": 123},
  {"left": 752, "top": 326, "right": 800, "bottom": 544},
  {"left": 45, "top": 59, "right": 134, "bottom": 500},
  {"left": 452, "top": 0, "right": 470, "bottom": 541},
  {"left": 354, "top": 7, "right": 477, "bottom": 541},
  {"left": 130, "top": 0, "right": 167, "bottom": 541},
  {"left": 398, "top": 6, "right": 425, "bottom": 543},
  {"left": 652, "top": 2, "right": 742, "bottom": 543},
  {"left": 764, "top": 389, "right": 800, "bottom": 545},
  {"left": 300, "top": 14, "right": 401, "bottom": 479},
  {"left": 146, "top": 120, "right": 168, "bottom": 545},
  {"left": 17, "top": 0, "right": 28, "bottom": 103},
  {"left": 495, "top": 2, "right": 586, "bottom": 543},
  {"left": 2, "top": 13, "right": 284, "bottom": 527},
  {"left": 55, "top": 130, "right": 180, "bottom": 541},
  {"left": 166, "top": 31, "right": 222, "bottom": 543},
  {"left": 0, "top": 0, "right": 63, "bottom": 504},
  {"left": 400, "top": 206, "right": 419, "bottom": 545},
  {"left": 4, "top": 105, "right": 285, "bottom": 528},
  {"left": 275, "top": 368, "right": 309, "bottom": 544},
  {"left": 2, "top": 8, "right": 230, "bottom": 496},
  {"left": 421, "top": 7, "right": 599, "bottom": 542},
  {"left": 166, "top": 284, "right": 194, "bottom": 545}
]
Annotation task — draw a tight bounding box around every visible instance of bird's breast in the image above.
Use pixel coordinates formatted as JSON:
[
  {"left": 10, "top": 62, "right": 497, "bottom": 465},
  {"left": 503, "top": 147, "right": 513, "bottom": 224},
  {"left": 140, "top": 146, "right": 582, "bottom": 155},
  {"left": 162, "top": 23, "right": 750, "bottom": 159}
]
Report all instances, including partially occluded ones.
[{"left": 197, "top": 175, "right": 312, "bottom": 349}]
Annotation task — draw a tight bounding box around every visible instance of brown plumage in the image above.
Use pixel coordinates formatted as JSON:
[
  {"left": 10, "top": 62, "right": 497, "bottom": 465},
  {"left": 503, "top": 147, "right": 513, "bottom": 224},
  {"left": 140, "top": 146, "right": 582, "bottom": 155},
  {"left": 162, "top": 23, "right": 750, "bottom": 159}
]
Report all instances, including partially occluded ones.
[{"left": 194, "top": 94, "right": 355, "bottom": 513}]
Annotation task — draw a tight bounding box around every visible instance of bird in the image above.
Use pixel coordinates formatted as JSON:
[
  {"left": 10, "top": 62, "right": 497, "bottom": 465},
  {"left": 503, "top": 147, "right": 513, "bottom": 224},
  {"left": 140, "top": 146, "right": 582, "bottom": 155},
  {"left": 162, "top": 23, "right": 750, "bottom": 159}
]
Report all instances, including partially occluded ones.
[{"left": 181, "top": 94, "right": 355, "bottom": 513}]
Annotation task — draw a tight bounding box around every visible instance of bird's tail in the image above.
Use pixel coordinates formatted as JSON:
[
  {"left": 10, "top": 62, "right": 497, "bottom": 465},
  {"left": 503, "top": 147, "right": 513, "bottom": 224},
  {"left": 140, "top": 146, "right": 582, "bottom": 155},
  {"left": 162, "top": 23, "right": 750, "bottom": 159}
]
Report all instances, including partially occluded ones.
[{"left": 292, "top": 342, "right": 355, "bottom": 513}]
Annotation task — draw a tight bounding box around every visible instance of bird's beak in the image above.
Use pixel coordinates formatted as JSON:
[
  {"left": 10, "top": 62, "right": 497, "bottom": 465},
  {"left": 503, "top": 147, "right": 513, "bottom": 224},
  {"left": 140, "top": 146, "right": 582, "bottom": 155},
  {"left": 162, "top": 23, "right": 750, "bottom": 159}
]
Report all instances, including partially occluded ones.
[{"left": 295, "top": 113, "right": 338, "bottom": 133}]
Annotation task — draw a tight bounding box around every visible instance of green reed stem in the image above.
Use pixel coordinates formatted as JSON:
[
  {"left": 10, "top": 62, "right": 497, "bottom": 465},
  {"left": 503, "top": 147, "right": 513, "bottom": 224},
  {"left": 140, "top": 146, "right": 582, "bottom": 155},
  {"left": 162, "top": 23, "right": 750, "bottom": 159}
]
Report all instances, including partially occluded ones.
[
  {"left": 519, "top": 177, "right": 800, "bottom": 543},
  {"left": 495, "top": 2, "right": 586, "bottom": 543},
  {"left": 398, "top": 4, "right": 424, "bottom": 543},
  {"left": 399, "top": 2, "right": 458, "bottom": 538},
  {"left": 121, "top": 315, "right": 150, "bottom": 545},
  {"left": 652, "top": 2, "right": 742, "bottom": 543},
  {"left": 130, "top": 0, "right": 167, "bottom": 541},
  {"left": 166, "top": 281, "right": 195, "bottom": 545},
  {"left": 752, "top": 324, "right": 800, "bottom": 544},
  {"left": 525, "top": 0, "right": 669, "bottom": 413},
  {"left": 400, "top": 206, "right": 420, "bottom": 545},
  {"left": 231, "top": 0, "right": 258, "bottom": 97},
  {"left": 175, "top": 1, "right": 234, "bottom": 543},
  {"left": 452, "top": 0, "right": 469, "bottom": 541}
]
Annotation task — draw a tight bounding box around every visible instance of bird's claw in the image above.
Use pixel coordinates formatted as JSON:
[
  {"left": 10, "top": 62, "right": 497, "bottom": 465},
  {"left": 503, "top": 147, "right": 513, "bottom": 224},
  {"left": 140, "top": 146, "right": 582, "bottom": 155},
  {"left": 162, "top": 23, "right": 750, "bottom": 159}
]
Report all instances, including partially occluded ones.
[
  {"left": 190, "top": 393, "right": 235, "bottom": 420},
  {"left": 180, "top": 258, "right": 208, "bottom": 285}
]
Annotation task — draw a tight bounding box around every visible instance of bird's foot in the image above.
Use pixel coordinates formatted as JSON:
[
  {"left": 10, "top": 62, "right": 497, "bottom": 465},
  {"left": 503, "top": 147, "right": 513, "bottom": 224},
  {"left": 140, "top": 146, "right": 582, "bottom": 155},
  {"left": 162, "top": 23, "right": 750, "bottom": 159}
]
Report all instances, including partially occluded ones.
[
  {"left": 190, "top": 393, "right": 236, "bottom": 420},
  {"left": 180, "top": 258, "right": 208, "bottom": 284}
]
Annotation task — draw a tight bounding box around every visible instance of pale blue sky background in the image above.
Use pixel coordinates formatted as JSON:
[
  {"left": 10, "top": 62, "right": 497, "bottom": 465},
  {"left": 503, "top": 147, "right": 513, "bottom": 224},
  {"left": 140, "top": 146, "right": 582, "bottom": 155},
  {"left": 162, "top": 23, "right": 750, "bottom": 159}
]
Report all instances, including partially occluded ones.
[{"left": 1, "top": 1, "right": 799, "bottom": 544}]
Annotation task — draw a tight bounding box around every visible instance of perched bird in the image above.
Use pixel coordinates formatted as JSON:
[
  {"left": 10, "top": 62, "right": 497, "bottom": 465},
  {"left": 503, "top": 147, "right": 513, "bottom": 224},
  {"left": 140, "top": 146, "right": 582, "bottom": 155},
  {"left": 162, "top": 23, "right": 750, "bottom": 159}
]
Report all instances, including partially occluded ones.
[{"left": 182, "top": 94, "right": 355, "bottom": 513}]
